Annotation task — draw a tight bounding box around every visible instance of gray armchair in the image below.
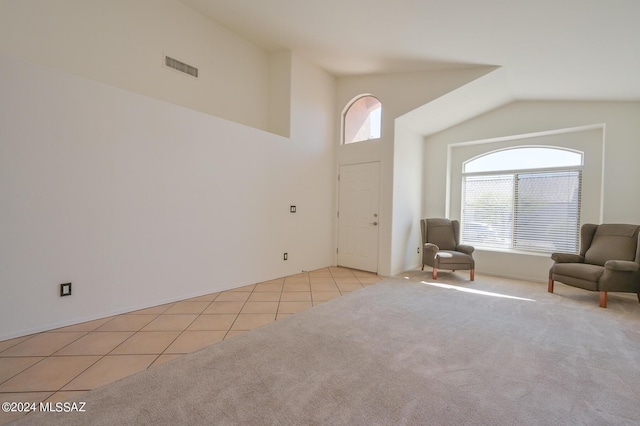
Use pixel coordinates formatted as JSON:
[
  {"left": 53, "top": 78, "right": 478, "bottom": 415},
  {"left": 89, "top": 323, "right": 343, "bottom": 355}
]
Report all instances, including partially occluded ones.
[
  {"left": 420, "top": 218, "right": 475, "bottom": 280},
  {"left": 548, "top": 223, "right": 640, "bottom": 308}
]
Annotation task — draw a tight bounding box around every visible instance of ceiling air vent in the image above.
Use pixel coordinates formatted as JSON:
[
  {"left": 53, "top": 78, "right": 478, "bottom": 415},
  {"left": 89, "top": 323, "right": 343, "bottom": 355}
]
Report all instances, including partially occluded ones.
[{"left": 164, "top": 55, "right": 198, "bottom": 78}]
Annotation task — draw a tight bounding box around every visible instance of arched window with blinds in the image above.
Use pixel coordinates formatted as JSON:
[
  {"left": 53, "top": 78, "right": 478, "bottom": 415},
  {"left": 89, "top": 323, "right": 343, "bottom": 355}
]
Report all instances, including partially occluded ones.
[{"left": 461, "top": 146, "right": 583, "bottom": 253}]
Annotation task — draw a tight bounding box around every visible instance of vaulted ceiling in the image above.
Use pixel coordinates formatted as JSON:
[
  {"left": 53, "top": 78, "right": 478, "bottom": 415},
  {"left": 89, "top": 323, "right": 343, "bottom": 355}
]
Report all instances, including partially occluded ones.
[{"left": 179, "top": 0, "right": 640, "bottom": 102}]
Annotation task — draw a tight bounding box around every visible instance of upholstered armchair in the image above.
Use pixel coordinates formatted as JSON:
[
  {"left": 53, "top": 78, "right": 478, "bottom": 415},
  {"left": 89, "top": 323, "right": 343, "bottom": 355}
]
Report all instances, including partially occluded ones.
[
  {"left": 548, "top": 223, "right": 640, "bottom": 308},
  {"left": 420, "top": 218, "right": 475, "bottom": 281}
]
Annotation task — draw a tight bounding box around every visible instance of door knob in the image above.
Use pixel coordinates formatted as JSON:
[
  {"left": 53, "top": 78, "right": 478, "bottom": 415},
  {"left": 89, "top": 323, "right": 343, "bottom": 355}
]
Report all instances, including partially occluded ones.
[{"left": 370, "top": 221, "right": 378, "bottom": 226}]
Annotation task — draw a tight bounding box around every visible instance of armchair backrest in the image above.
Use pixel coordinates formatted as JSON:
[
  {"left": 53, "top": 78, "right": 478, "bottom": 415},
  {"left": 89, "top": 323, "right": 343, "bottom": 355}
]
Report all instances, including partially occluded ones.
[
  {"left": 583, "top": 224, "right": 640, "bottom": 266},
  {"left": 422, "top": 218, "right": 459, "bottom": 250}
]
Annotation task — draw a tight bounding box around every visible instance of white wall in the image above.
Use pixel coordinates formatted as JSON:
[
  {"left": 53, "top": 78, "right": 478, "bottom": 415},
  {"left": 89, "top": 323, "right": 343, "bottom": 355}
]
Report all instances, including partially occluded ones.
[
  {"left": 390, "top": 123, "right": 424, "bottom": 273},
  {"left": 424, "top": 101, "right": 640, "bottom": 281},
  {"left": 0, "top": 50, "right": 335, "bottom": 340},
  {"left": 268, "top": 51, "right": 293, "bottom": 137},
  {"left": 0, "top": 0, "right": 271, "bottom": 131}
]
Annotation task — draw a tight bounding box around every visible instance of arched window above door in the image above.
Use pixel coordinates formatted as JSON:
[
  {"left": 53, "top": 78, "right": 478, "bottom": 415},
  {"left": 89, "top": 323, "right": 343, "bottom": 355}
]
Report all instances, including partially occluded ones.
[{"left": 342, "top": 95, "right": 382, "bottom": 144}]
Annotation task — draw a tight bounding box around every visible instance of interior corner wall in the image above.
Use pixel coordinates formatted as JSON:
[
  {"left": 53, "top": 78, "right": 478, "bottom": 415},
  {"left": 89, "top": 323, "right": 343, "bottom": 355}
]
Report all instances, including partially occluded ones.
[
  {"left": 0, "top": 51, "right": 335, "bottom": 340},
  {"left": 0, "top": 0, "right": 270, "bottom": 131},
  {"left": 285, "top": 51, "right": 337, "bottom": 271},
  {"left": 390, "top": 123, "right": 424, "bottom": 274},
  {"left": 424, "top": 100, "right": 640, "bottom": 282}
]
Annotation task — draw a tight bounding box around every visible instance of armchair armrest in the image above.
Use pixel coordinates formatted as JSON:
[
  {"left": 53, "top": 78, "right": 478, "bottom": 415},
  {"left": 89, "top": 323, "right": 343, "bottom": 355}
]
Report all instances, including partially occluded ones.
[
  {"left": 456, "top": 244, "right": 475, "bottom": 255},
  {"left": 424, "top": 243, "right": 439, "bottom": 253},
  {"left": 604, "top": 260, "right": 640, "bottom": 272},
  {"left": 551, "top": 253, "right": 584, "bottom": 263}
]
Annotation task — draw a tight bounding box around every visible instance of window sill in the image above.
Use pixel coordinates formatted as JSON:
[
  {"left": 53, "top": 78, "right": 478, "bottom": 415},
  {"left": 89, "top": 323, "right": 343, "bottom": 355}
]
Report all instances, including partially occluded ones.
[{"left": 472, "top": 246, "right": 554, "bottom": 258}]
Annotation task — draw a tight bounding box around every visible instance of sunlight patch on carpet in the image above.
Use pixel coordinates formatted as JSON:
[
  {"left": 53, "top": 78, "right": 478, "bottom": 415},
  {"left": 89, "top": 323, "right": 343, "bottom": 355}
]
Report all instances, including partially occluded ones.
[{"left": 420, "top": 280, "right": 536, "bottom": 301}]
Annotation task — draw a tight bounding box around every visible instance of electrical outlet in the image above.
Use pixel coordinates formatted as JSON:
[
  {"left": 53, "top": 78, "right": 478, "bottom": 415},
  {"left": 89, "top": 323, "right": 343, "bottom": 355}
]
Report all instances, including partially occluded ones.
[
  {"left": 283, "top": 253, "right": 288, "bottom": 261},
  {"left": 60, "top": 282, "right": 72, "bottom": 297},
  {"left": 417, "top": 247, "right": 420, "bottom": 254}
]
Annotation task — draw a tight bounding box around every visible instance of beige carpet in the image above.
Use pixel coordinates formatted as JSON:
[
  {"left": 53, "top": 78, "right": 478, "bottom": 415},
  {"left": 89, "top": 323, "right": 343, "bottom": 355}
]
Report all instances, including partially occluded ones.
[{"left": 13, "top": 273, "right": 640, "bottom": 425}]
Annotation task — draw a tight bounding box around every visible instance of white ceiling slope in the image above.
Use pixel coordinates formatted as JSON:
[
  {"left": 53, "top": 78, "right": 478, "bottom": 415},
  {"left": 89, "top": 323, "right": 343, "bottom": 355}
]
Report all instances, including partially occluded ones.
[
  {"left": 180, "top": 0, "right": 640, "bottom": 100},
  {"left": 180, "top": 0, "right": 640, "bottom": 133}
]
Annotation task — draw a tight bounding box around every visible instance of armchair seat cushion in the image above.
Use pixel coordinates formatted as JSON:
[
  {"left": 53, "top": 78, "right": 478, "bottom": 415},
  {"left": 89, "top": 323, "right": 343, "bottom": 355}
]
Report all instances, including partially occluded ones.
[
  {"left": 552, "top": 263, "right": 603, "bottom": 291},
  {"left": 552, "top": 263, "right": 604, "bottom": 283},
  {"left": 435, "top": 250, "right": 474, "bottom": 268}
]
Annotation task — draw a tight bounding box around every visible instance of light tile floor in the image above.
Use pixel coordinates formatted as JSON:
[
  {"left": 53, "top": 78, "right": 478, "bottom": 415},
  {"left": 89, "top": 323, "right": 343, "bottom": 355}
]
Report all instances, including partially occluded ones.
[{"left": 0, "top": 267, "right": 381, "bottom": 424}]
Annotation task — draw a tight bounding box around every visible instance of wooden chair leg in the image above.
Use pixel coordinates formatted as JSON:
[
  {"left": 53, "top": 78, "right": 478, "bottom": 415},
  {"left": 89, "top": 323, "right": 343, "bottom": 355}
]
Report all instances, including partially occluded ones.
[
  {"left": 433, "top": 268, "right": 438, "bottom": 280},
  {"left": 548, "top": 279, "right": 554, "bottom": 293},
  {"left": 421, "top": 264, "right": 424, "bottom": 271},
  {"left": 599, "top": 291, "right": 607, "bottom": 308},
  {"left": 470, "top": 269, "right": 475, "bottom": 281},
  {"left": 637, "top": 293, "right": 640, "bottom": 304}
]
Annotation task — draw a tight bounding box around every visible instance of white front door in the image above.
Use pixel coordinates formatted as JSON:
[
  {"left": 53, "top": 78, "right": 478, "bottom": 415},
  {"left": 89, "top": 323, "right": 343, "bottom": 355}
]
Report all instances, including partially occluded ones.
[{"left": 337, "top": 162, "right": 380, "bottom": 273}]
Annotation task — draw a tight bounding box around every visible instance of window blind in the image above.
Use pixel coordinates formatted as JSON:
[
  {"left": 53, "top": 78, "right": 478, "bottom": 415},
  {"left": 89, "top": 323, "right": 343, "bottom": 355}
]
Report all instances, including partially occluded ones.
[{"left": 462, "top": 170, "right": 581, "bottom": 253}]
